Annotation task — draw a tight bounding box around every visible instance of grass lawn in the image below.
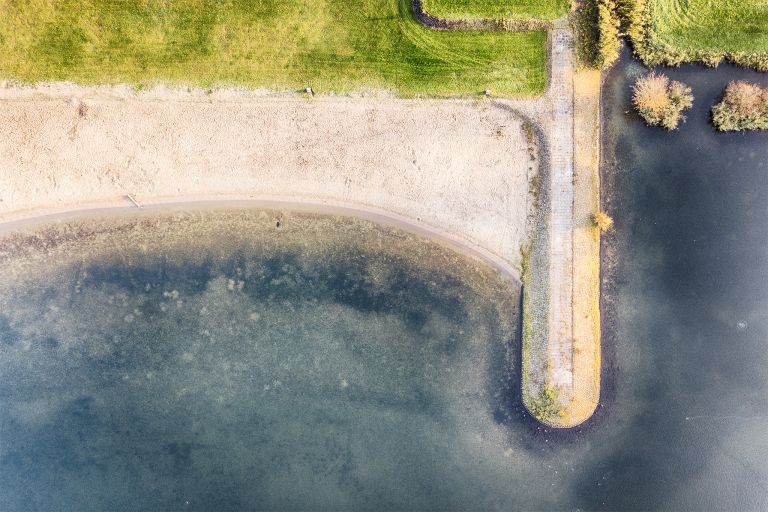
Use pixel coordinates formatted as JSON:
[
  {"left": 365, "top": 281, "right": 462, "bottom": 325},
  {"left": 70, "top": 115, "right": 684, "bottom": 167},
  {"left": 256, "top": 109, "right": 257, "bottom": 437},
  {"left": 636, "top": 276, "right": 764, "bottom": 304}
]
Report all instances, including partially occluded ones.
[
  {"left": 421, "top": 0, "right": 570, "bottom": 20},
  {"left": 0, "top": 0, "right": 548, "bottom": 97},
  {"left": 648, "top": 0, "right": 768, "bottom": 54}
]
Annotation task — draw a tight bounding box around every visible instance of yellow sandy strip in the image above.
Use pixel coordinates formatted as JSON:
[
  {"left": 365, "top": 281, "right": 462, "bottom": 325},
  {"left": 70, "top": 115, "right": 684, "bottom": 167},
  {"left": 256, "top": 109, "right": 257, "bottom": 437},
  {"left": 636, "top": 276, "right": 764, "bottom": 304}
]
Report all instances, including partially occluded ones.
[{"left": 568, "top": 67, "right": 602, "bottom": 426}]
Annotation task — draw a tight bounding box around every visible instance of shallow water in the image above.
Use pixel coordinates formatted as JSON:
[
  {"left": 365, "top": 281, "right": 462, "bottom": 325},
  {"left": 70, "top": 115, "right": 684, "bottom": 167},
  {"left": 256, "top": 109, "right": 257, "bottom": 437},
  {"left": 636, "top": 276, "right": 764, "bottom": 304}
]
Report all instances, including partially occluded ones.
[
  {"left": 1, "top": 54, "right": 768, "bottom": 511},
  {"left": 0, "top": 209, "right": 538, "bottom": 511}
]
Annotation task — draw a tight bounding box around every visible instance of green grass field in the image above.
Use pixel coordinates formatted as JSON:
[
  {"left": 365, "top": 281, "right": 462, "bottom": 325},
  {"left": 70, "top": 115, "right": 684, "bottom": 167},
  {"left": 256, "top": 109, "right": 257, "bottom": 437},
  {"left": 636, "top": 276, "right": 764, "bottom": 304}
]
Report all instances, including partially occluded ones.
[
  {"left": 0, "top": 0, "right": 548, "bottom": 97},
  {"left": 648, "top": 0, "right": 768, "bottom": 54},
  {"left": 421, "top": 0, "right": 570, "bottom": 20}
]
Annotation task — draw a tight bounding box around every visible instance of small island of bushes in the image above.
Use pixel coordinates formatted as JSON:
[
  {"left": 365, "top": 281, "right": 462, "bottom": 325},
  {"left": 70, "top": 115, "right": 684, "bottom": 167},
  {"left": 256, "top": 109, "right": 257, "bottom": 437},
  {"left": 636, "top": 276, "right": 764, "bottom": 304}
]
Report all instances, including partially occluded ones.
[
  {"left": 632, "top": 72, "right": 694, "bottom": 130},
  {"left": 712, "top": 81, "right": 768, "bottom": 132}
]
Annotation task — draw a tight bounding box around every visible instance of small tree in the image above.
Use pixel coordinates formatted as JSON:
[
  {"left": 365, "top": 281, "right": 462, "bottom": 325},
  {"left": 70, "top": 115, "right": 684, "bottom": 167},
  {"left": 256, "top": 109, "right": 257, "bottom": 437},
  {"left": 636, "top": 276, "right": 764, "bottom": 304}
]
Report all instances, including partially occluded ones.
[
  {"left": 632, "top": 72, "right": 694, "bottom": 130},
  {"left": 591, "top": 211, "right": 614, "bottom": 232}
]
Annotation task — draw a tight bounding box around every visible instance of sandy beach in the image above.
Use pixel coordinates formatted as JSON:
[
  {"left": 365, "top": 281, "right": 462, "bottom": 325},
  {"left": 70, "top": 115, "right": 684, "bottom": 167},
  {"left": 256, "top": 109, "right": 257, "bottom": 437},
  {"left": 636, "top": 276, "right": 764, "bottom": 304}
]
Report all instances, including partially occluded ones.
[{"left": 0, "top": 84, "right": 540, "bottom": 277}]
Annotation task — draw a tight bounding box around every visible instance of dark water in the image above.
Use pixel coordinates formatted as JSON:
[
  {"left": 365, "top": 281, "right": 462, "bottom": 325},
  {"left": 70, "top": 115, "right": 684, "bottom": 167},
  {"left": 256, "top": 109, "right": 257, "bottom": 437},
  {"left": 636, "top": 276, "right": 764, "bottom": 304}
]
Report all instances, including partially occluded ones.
[
  {"left": 1, "top": 55, "right": 768, "bottom": 511},
  {"left": 594, "top": 50, "right": 768, "bottom": 510}
]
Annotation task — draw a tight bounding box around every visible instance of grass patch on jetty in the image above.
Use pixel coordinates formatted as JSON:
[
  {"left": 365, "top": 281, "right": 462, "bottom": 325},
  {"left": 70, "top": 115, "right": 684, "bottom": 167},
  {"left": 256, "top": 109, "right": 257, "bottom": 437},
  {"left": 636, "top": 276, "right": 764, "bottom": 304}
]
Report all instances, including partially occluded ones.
[
  {"left": 421, "top": 0, "right": 570, "bottom": 19},
  {"left": 0, "top": 0, "right": 547, "bottom": 97},
  {"left": 625, "top": 0, "right": 768, "bottom": 69}
]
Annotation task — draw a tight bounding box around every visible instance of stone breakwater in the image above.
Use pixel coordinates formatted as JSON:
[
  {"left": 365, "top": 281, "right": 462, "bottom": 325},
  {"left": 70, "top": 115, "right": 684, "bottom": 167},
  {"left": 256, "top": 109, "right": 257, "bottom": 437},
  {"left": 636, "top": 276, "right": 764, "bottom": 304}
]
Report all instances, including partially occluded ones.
[
  {"left": 521, "top": 20, "right": 602, "bottom": 428},
  {"left": 408, "top": 1, "right": 603, "bottom": 427}
]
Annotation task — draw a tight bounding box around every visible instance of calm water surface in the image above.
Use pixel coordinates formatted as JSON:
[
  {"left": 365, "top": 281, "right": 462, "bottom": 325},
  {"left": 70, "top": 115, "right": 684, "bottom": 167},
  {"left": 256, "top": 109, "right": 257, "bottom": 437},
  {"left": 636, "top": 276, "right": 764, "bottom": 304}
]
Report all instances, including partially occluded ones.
[{"left": 1, "top": 54, "right": 768, "bottom": 511}]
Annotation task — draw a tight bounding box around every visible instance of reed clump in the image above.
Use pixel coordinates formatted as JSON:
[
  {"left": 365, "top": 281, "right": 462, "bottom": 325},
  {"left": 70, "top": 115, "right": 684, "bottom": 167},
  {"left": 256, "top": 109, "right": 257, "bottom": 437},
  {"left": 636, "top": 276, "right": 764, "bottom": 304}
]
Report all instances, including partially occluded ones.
[
  {"left": 574, "top": 0, "right": 622, "bottom": 69},
  {"left": 712, "top": 81, "right": 768, "bottom": 131},
  {"left": 597, "top": 0, "right": 622, "bottom": 68},
  {"left": 632, "top": 72, "right": 693, "bottom": 130}
]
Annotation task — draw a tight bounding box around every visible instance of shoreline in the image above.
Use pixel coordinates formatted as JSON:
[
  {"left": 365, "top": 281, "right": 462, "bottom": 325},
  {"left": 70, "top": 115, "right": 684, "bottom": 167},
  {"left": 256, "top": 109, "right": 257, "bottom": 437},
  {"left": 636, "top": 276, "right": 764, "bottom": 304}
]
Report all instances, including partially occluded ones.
[
  {"left": 0, "top": 195, "right": 523, "bottom": 286},
  {"left": 0, "top": 89, "right": 538, "bottom": 277},
  {"left": 0, "top": 29, "right": 602, "bottom": 427}
]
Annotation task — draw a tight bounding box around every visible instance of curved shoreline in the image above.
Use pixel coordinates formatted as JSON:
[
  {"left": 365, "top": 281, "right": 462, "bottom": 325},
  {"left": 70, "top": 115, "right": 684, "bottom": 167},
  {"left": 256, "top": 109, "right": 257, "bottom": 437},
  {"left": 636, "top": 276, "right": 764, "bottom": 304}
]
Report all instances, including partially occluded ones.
[
  {"left": 0, "top": 1, "right": 603, "bottom": 428},
  {"left": 0, "top": 195, "right": 522, "bottom": 286}
]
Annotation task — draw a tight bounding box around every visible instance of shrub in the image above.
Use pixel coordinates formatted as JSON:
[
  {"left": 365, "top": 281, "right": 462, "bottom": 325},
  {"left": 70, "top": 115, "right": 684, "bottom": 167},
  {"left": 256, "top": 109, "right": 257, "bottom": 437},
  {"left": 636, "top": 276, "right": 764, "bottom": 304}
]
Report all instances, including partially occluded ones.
[
  {"left": 632, "top": 72, "right": 693, "bottom": 130},
  {"left": 591, "top": 211, "right": 614, "bottom": 231},
  {"left": 700, "top": 52, "right": 725, "bottom": 68},
  {"left": 573, "top": 1, "right": 600, "bottom": 68},
  {"left": 712, "top": 81, "right": 768, "bottom": 131}
]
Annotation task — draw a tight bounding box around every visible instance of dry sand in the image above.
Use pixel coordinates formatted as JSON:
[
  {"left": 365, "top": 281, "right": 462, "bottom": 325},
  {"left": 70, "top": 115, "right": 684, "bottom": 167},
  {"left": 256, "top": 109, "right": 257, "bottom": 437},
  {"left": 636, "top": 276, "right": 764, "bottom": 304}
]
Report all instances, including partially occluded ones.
[{"left": 0, "top": 84, "right": 541, "bottom": 277}]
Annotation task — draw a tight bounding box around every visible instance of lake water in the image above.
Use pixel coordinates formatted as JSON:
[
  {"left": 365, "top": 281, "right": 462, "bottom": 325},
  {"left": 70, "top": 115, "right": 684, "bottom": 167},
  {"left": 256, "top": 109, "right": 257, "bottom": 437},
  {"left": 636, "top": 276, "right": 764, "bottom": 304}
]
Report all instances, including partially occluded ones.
[{"left": 1, "top": 53, "right": 767, "bottom": 510}]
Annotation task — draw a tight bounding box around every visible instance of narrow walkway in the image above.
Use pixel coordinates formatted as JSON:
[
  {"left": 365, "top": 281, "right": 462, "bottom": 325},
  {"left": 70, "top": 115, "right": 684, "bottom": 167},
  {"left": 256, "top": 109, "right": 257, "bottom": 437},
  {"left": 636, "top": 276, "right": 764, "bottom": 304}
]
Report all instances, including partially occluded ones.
[
  {"left": 547, "top": 21, "right": 575, "bottom": 391},
  {"left": 521, "top": 17, "right": 601, "bottom": 428}
]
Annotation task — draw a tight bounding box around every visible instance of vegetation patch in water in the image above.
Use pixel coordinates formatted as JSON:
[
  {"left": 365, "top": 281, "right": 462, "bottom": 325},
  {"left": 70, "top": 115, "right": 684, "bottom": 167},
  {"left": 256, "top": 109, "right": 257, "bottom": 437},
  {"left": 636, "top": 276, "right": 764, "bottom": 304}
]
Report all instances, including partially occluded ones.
[
  {"left": 632, "top": 72, "right": 693, "bottom": 130},
  {"left": 712, "top": 81, "right": 768, "bottom": 132}
]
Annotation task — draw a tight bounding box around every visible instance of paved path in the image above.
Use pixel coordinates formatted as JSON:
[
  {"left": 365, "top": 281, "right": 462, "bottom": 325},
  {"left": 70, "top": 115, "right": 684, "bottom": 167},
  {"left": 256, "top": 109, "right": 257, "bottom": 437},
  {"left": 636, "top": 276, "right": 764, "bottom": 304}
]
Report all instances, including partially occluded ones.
[{"left": 547, "top": 21, "right": 575, "bottom": 391}]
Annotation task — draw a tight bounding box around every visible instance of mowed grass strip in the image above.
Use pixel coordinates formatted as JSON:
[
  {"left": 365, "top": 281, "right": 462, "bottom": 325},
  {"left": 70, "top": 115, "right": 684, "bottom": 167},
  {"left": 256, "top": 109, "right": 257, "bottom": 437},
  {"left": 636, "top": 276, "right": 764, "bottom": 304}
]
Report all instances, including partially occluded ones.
[
  {"left": 0, "top": 0, "right": 548, "bottom": 97},
  {"left": 649, "top": 0, "right": 768, "bottom": 54},
  {"left": 421, "top": 0, "right": 570, "bottom": 20}
]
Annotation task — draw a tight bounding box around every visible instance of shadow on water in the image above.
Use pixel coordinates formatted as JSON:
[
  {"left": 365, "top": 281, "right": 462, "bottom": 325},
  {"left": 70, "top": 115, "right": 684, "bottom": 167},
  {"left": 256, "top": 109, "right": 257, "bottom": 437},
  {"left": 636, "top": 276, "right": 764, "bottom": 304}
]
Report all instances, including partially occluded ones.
[{"left": 79, "top": 248, "right": 472, "bottom": 337}]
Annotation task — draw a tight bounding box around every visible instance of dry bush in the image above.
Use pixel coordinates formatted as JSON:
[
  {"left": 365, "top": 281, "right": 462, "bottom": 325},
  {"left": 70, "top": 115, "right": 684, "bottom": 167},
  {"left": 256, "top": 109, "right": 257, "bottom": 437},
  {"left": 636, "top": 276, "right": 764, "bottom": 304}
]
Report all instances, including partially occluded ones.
[
  {"left": 712, "top": 81, "right": 768, "bottom": 131},
  {"left": 633, "top": 72, "right": 671, "bottom": 110},
  {"left": 597, "top": 0, "right": 622, "bottom": 68},
  {"left": 591, "top": 211, "right": 614, "bottom": 232},
  {"left": 632, "top": 72, "right": 693, "bottom": 129},
  {"left": 723, "top": 81, "right": 767, "bottom": 115}
]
